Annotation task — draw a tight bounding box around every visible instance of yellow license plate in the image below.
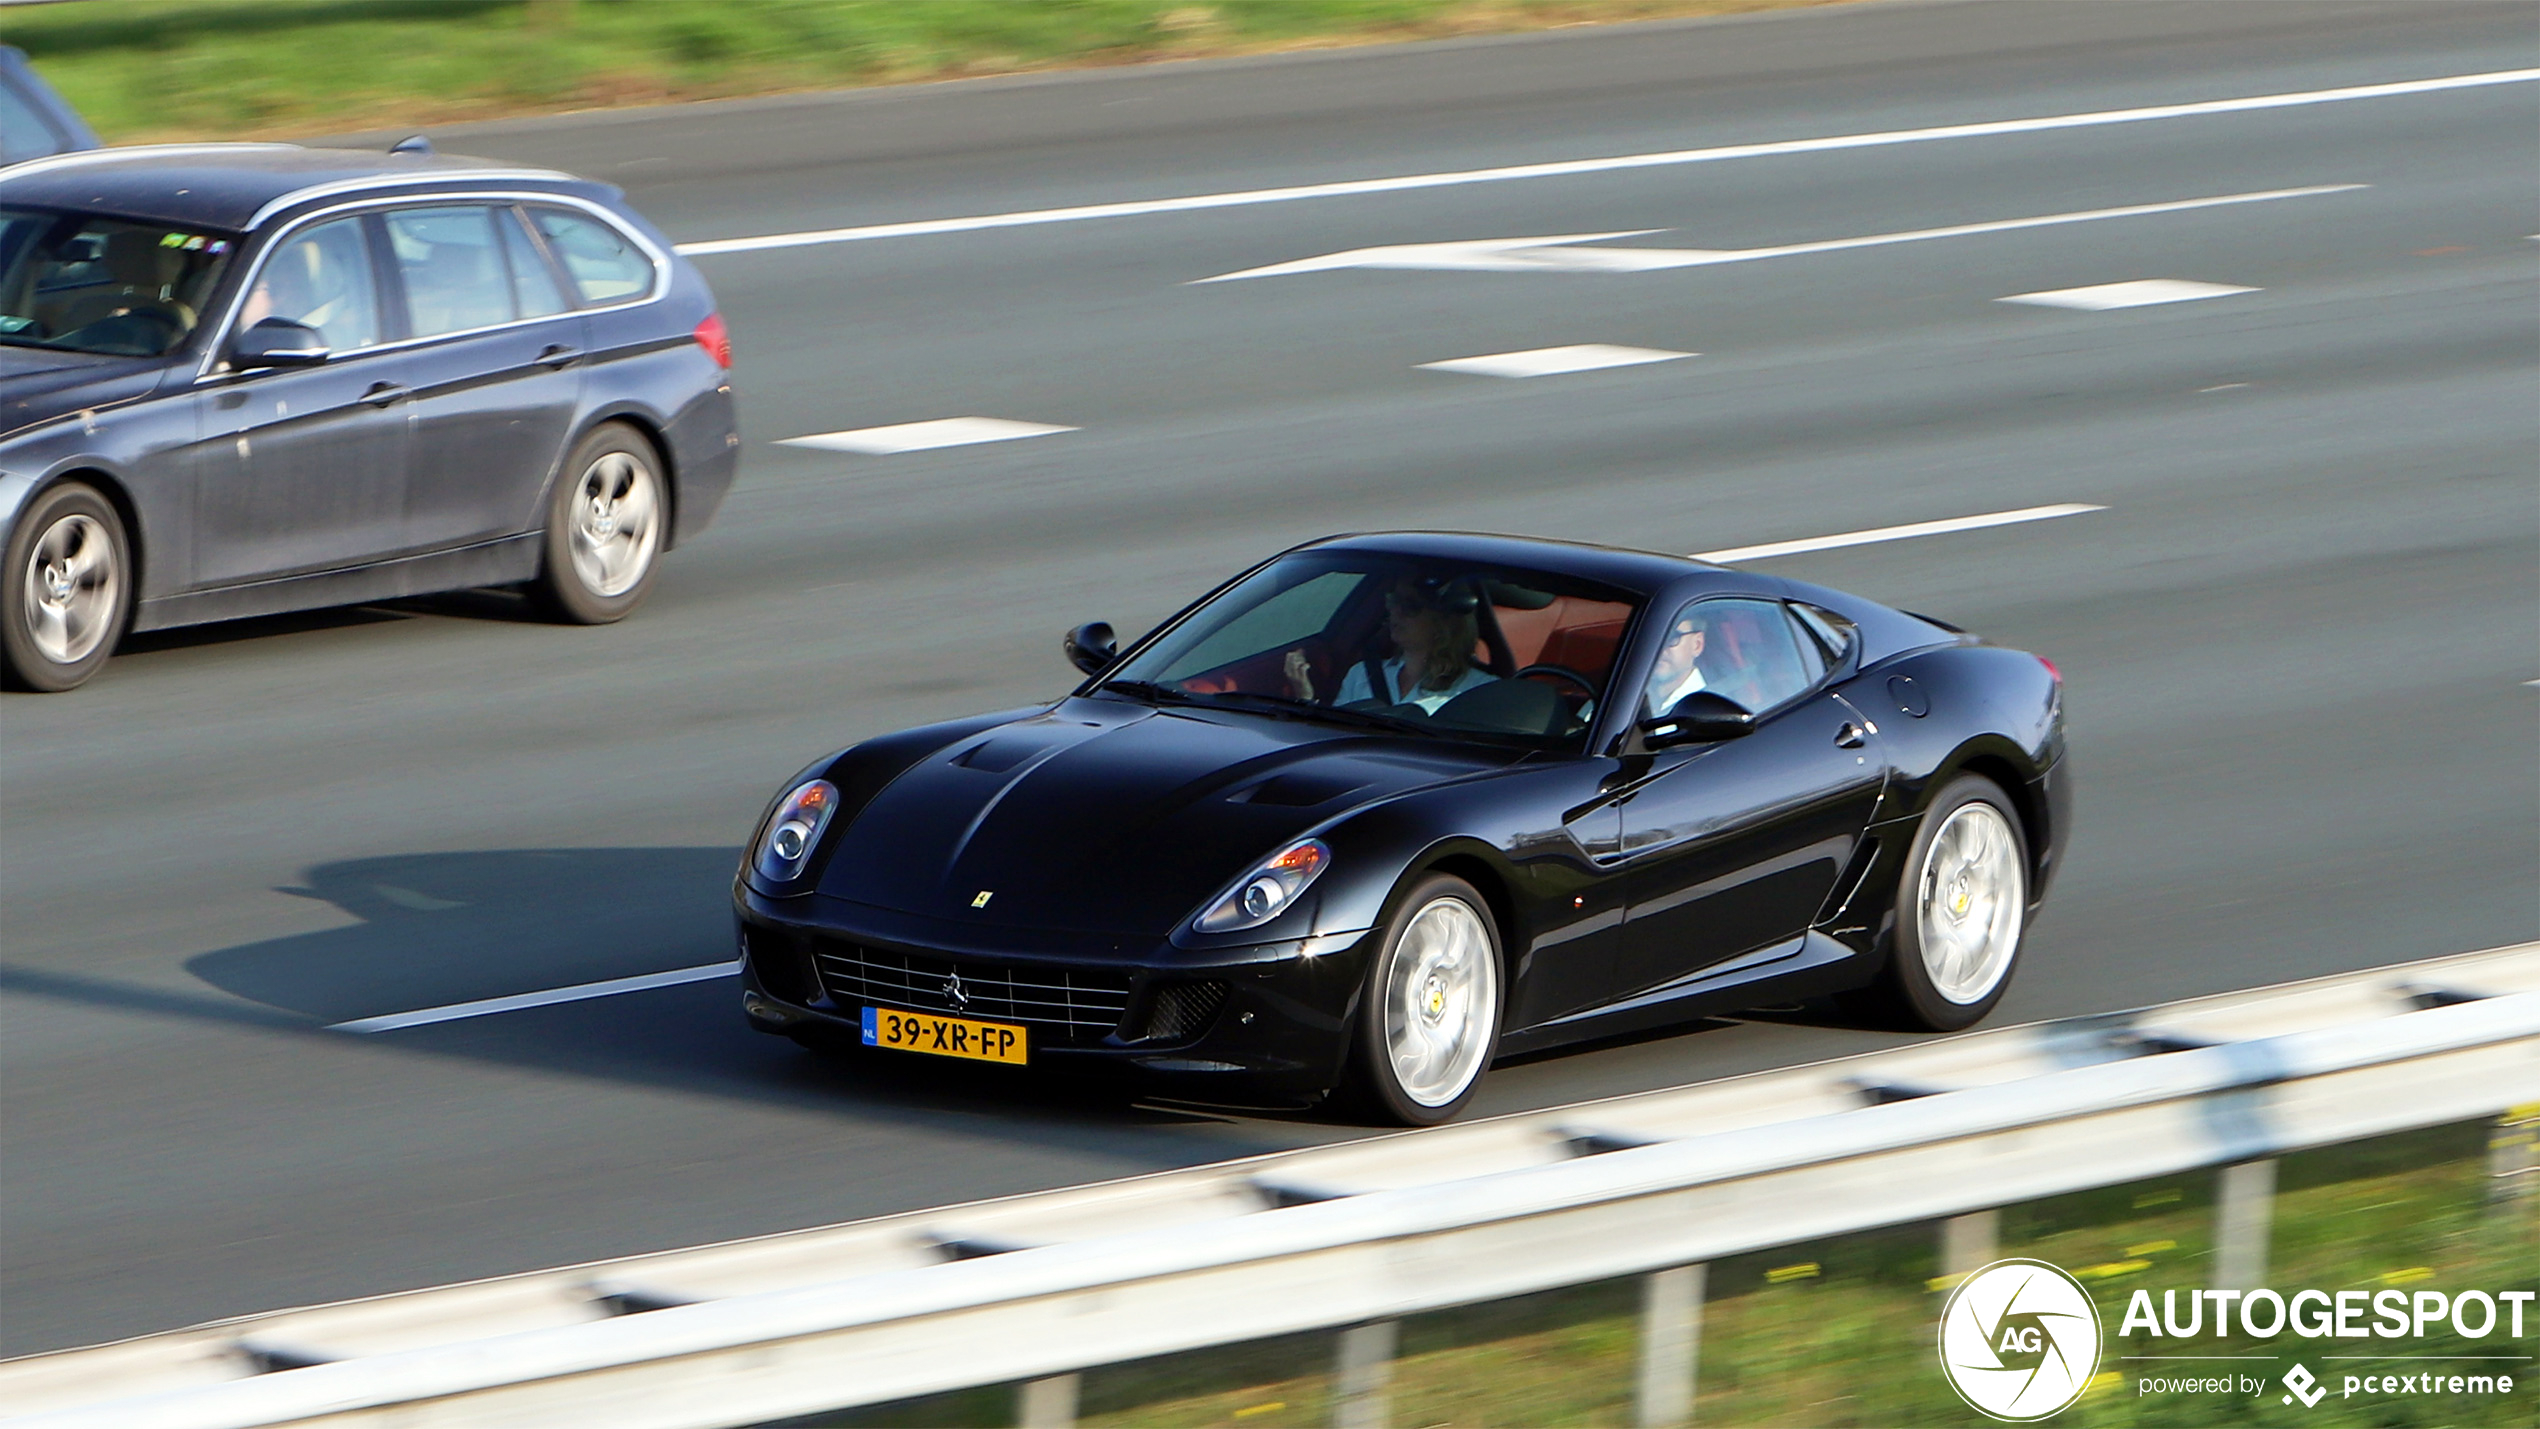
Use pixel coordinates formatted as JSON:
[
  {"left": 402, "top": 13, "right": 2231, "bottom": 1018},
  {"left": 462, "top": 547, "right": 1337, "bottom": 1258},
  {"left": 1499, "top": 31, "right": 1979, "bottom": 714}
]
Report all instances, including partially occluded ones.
[{"left": 860, "top": 1005, "right": 1027, "bottom": 1065}]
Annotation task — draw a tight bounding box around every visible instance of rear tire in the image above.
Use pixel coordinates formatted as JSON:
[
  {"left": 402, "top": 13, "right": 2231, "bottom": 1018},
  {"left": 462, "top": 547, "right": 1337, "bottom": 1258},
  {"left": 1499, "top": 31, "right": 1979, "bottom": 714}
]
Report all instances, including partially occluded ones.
[
  {"left": 1860, "top": 775, "right": 2030, "bottom": 1031},
  {"left": 1338, "top": 873, "right": 1503, "bottom": 1125},
  {"left": 531, "top": 424, "right": 665, "bottom": 624},
  {"left": 2, "top": 482, "right": 130, "bottom": 693}
]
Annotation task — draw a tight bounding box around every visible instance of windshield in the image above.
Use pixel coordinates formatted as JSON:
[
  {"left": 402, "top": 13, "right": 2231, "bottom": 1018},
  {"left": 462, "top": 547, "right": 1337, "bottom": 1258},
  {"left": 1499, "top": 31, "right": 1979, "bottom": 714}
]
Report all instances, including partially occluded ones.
[
  {"left": 1105, "top": 552, "right": 1643, "bottom": 750},
  {"left": 0, "top": 207, "right": 237, "bottom": 357}
]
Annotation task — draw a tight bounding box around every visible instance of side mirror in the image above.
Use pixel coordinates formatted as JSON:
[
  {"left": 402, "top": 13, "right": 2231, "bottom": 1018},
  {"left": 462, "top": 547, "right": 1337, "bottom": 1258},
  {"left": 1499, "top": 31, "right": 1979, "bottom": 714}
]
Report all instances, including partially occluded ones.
[
  {"left": 232, "top": 318, "right": 329, "bottom": 369},
  {"left": 1063, "top": 621, "right": 1117, "bottom": 676},
  {"left": 1640, "top": 690, "right": 1754, "bottom": 748}
]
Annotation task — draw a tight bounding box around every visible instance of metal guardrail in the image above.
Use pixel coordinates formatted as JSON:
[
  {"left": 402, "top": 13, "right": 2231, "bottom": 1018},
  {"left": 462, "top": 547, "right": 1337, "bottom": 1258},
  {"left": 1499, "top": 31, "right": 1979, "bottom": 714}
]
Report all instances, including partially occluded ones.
[{"left": 6, "top": 943, "right": 2536, "bottom": 1428}]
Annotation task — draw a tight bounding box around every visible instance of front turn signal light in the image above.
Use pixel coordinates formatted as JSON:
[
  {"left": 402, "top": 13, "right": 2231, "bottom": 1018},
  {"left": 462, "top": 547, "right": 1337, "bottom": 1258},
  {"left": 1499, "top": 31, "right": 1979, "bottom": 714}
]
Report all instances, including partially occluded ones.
[
  {"left": 1194, "top": 838, "right": 1331, "bottom": 934},
  {"left": 755, "top": 779, "right": 838, "bottom": 883}
]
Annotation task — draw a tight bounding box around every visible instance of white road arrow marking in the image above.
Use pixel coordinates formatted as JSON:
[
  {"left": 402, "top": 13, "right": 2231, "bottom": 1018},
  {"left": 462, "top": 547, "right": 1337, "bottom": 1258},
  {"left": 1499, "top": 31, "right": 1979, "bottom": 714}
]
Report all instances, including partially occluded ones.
[{"left": 1194, "top": 185, "right": 2364, "bottom": 283}]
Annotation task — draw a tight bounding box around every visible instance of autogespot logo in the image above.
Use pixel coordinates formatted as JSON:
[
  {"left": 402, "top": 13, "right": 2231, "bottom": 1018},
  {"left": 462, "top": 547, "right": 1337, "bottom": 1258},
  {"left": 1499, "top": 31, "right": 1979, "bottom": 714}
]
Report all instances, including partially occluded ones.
[{"left": 1939, "top": 1258, "right": 2104, "bottom": 1421}]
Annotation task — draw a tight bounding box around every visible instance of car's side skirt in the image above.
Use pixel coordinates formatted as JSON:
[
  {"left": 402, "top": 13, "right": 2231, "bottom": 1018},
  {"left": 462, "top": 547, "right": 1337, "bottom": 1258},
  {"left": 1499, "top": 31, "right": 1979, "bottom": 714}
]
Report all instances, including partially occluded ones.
[
  {"left": 1496, "top": 929, "right": 1869, "bottom": 1056},
  {"left": 132, "top": 533, "right": 544, "bottom": 631}
]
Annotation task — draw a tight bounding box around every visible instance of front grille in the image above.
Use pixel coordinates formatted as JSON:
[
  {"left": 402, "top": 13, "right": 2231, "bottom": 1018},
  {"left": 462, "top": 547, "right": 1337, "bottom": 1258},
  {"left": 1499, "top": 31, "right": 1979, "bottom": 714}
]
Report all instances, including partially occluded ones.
[
  {"left": 811, "top": 942, "right": 1134, "bottom": 1043},
  {"left": 1139, "top": 980, "right": 1228, "bottom": 1044}
]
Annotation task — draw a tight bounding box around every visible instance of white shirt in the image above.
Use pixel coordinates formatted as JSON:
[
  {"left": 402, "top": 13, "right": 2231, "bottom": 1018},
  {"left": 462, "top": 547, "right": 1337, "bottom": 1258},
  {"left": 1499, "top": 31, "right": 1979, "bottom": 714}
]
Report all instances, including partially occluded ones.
[
  {"left": 1646, "top": 664, "right": 1708, "bottom": 716},
  {"left": 1337, "top": 657, "right": 1495, "bottom": 713}
]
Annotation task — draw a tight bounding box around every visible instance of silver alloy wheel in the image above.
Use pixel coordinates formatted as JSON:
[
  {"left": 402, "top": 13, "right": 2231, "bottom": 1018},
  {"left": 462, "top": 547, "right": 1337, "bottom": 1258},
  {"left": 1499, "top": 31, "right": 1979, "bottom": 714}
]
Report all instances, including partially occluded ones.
[
  {"left": 20, "top": 512, "right": 119, "bottom": 666},
  {"left": 566, "top": 451, "right": 661, "bottom": 599},
  {"left": 1915, "top": 800, "right": 2026, "bottom": 1004},
  {"left": 1381, "top": 895, "right": 1498, "bottom": 1107}
]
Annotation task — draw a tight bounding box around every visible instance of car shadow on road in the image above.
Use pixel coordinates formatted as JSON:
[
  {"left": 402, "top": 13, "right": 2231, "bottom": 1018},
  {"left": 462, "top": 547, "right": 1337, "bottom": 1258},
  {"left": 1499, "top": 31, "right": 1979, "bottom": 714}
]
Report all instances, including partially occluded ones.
[
  {"left": 113, "top": 590, "right": 554, "bottom": 660},
  {"left": 139, "top": 848, "right": 1291, "bottom": 1155}
]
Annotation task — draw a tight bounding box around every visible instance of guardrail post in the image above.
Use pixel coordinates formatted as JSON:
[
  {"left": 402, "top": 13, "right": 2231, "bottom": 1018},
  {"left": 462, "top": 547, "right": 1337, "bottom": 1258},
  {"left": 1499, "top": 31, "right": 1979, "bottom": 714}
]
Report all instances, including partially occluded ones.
[
  {"left": 1636, "top": 1263, "right": 1705, "bottom": 1427},
  {"left": 2214, "top": 1160, "right": 2277, "bottom": 1291},
  {"left": 2492, "top": 1105, "right": 2538, "bottom": 1205},
  {"left": 1941, "top": 1210, "right": 1999, "bottom": 1279},
  {"left": 1334, "top": 1320, "right": 1398, "bottom": 1429},
  {"left": 1017, "top": 1372, "right": 1079, "bottom": 1429}
]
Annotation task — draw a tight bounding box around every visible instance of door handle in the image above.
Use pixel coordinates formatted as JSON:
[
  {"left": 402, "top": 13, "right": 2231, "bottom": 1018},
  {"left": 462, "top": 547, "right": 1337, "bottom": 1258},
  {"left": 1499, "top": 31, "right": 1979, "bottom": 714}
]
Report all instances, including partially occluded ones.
[
  {"left": 1834, "top": 722, "right": 1866, "bottom": 749},
  {"left": 359, "top": 382, "right": 410, "bottom": 408},
  {"left": 535, "top": 344, "right": 582, "bottom": 370}
]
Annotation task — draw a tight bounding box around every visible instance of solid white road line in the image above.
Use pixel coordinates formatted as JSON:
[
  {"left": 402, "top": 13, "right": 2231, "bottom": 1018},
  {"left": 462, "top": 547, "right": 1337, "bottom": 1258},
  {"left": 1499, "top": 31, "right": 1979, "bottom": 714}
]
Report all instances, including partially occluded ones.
[
  {"left": 330, "top": 963, "right": 739, "bottom": 1034},
  {"left": 777, "top": 418, "right": 1077, "bottom": 455},
  {"left": 2000, "top": 279, "right": 2259, "bottom": 311},
  {"left": 1200, "top": 187, "right": 2360, "bottom": 283},
  {"left": 672, "top": 69, "right": 2536, "bottom": 258},
  {"left": 1420, "top": 344, "right": 1693, "bottom": 378},
  {"left": 1693, "top": 503, "right": 2105, "bottom": 563}
]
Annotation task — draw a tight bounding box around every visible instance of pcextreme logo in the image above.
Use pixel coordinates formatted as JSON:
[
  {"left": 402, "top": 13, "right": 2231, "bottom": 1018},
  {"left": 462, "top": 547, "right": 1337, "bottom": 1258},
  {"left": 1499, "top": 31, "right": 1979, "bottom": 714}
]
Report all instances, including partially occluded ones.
[{"left": 1938, "top": 1259, "right": 2104, "bottom": 1421}]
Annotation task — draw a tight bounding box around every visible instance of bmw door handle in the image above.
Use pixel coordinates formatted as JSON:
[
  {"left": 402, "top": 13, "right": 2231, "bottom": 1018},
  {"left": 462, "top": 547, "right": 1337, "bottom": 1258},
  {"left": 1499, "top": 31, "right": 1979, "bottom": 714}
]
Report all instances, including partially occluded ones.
[
  {"left": 359, "top": 382, "right": 410, "bottom": 408},
  {"left": 1834, "top": 722, "right": 1867, "bottom": 749},
  {"left": 535, "top": 344, "right": 581, "bottom": 370}
]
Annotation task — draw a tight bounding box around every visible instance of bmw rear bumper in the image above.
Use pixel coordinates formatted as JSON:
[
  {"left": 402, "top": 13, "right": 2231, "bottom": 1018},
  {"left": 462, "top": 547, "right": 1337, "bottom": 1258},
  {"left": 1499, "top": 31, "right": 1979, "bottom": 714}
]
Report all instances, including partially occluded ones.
[{"left": 732, "top": 887, "right": 1373, "bottom": 1105}]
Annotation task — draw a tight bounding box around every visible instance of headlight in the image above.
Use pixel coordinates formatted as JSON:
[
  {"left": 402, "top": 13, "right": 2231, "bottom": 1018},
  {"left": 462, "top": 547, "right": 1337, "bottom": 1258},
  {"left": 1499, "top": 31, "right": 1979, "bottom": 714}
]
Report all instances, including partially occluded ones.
[
  {"left": 1194, "top": 838, "right": 1331, "bottom": 934},
  {"left": 755, "top": 779, "right": 839, "bottom": 883}
]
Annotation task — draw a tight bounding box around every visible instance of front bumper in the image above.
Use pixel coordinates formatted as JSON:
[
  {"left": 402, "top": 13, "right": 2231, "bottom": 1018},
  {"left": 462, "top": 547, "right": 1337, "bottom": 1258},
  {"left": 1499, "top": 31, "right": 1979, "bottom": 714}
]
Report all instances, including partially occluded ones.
[{"left": 733, "top": 887, "right": 1375, "bottom": 1105}]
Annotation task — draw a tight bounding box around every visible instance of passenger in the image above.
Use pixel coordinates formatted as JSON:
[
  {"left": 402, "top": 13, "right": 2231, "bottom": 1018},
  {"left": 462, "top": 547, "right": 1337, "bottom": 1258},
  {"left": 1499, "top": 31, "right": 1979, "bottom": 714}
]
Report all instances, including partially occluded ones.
[
  {"left": 1287, "top": 577, "right": 1495, "bottom": 714},
  {"left": 1644, "top": 607, "right": 1718, "bottom": 716}
]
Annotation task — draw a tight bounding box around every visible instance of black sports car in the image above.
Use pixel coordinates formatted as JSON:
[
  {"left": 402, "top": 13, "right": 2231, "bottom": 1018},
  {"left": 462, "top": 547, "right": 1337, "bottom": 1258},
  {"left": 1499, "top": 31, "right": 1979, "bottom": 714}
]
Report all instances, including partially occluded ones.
[{"left": 735, "top": 533, "right": 2068, "bottom": 1123}]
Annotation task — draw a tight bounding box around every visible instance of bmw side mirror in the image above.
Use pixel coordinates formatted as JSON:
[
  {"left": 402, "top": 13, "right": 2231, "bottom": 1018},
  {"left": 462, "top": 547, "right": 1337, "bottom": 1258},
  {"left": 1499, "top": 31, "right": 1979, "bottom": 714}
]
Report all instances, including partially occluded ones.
[
  {"left": 1063, "top": 621, "right": 1117, "bottom": 676},
  {"left": 1640, "top": 690, "right": 1754, "bottom": 748},
  {"left": 232, "top": 318, "right": 329, "bottom": 369}
]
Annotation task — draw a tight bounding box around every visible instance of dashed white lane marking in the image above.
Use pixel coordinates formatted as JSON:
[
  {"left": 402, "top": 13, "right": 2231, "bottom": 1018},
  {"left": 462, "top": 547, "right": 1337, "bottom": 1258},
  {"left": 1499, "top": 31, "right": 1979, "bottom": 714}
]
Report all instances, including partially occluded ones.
[
  {"left": 777, "top": 417, "right": 1076, "bottom": 455},
  {"left": 1199, "top": 187, "right": 2361, "bottom": 283},
  {"left": 2000, "top": 279, "right": 2258, "bottom": 310},
  {"left": 1694, "top": 504, "right": 2105, "bottom": 563},
  {"left": 1420, "top": 344, "right": 1693, "bottom": 378},
  {"left": 330, "top": 963, "right": 738, "bottom": 1034},
  {"left": 672, "top": 69, "right": 2536, "bottom": 257}
]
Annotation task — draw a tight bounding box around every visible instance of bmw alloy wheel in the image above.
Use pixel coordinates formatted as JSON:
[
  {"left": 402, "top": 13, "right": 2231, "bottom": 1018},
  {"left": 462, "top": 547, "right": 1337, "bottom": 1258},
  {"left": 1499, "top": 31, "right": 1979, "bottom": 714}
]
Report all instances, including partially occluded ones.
[
  {"left": 1914, "top": 799, "right": 2025, "bottom": 1005},
  {"left": 567, "top": 450, "right": 661, "bottom": 600},
  {"left": 22, "top": 511, "right": 119, "bottom": 667}
]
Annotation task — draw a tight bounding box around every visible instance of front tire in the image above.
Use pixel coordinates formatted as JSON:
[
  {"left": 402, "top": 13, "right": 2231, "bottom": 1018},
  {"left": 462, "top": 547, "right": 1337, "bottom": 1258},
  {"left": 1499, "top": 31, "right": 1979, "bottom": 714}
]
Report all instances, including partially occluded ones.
[
  {"left": 1872, "top": 775, "right": 2030, "bottom": 1031},
  {"left": 2, "top": 482, "right": 130, "bottom": 693},
  {"left": 1341, "top": 873, "right": 1503, "bottom": 1125},
  {"left": 532, "top": 424, "right": 665, "bottom": 624}
]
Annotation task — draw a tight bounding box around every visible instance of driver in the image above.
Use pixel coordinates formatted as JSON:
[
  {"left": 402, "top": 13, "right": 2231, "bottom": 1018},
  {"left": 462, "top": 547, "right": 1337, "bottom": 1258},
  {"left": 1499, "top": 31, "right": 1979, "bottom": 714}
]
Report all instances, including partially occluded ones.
[{"left": 1287, "top": 576, "right": 1495, "bottom": 714}]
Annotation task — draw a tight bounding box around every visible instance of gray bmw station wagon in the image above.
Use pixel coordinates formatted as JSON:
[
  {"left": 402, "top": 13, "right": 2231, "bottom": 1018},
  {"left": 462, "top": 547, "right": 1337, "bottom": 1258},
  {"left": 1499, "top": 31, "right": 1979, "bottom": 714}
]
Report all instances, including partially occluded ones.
[{"left": 0, "top": 142, "right": 739, "bottom": 690}]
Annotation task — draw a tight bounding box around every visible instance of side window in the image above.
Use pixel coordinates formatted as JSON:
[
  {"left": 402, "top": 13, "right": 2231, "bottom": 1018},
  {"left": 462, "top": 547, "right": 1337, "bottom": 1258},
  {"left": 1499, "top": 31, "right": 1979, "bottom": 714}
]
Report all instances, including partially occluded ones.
[
  {"left": 1644, "top": 597, "right": 1816, "bottom": 719},
  {"left": 385, "top": 206, "right": 515, "bottom": 338},
  {"left": 529, "top": 208, "right": 653, "bottom": 305},
  {"left": 498, "top": 208, "right": 571, "bottom": 319},
  {"left": 243, "top": 217, "right": 380, "bottom": 352}
]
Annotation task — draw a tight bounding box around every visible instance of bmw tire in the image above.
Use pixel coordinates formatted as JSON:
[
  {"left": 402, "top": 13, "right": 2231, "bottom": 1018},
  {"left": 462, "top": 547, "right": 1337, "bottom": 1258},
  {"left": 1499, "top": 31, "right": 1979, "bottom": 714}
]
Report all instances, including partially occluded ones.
[
  {"left": 533, "top": 423, "right": 665, "bottom": 624},
  {"left": 2, "top": 481, "right": 131, "bottom": 693}
]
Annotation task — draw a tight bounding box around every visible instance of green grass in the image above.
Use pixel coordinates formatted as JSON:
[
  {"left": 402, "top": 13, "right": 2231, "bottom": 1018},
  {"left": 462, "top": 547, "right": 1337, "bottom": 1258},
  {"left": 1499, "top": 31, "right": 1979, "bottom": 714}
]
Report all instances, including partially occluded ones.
[
  {"left": 802, "top": 1120, "right": 2537, "bottom": 1427},
  {"left": 0, "top": 0, "right": 1848, "bottom": 145}
]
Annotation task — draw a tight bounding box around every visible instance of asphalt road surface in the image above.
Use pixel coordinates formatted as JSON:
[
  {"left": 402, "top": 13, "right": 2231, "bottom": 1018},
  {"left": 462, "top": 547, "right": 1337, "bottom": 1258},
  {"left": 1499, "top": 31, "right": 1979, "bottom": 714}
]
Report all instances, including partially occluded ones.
[{"left": 3, "top": 0, "right": 2533, "bottom": 1357}]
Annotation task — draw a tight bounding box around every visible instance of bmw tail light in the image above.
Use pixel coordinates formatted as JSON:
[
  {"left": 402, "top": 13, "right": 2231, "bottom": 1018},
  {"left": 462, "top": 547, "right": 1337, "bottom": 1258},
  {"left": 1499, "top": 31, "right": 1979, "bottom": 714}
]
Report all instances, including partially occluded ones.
[
  {"left": 693, "top": 312, "right": 732, "bottom": 368},
  {"left": 1194, "top": 839, "right": 1331, "bottom": 934},
  {"left": 755, "top": 779, "right": 837, "bottom": 882},
  {"left": 2037, "top": 656, "right": 2062, "bottom": 684}
]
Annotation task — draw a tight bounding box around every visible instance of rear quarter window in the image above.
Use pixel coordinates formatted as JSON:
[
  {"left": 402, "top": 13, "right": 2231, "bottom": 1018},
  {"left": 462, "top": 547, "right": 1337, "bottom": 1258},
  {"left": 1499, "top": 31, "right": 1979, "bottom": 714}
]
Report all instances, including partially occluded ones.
[{"left": 528, "top": 207, "right": 654, "bottom": 305}]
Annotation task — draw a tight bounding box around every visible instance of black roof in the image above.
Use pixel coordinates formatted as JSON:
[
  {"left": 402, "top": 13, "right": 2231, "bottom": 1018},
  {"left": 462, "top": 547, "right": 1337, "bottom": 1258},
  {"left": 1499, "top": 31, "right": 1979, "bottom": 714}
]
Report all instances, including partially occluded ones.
[
  {"left": 1299, "top": 531, "right": 1721, "bottom": 597},
  {"left": 0, "top": 143, "right": 587, "bottom": 231}
]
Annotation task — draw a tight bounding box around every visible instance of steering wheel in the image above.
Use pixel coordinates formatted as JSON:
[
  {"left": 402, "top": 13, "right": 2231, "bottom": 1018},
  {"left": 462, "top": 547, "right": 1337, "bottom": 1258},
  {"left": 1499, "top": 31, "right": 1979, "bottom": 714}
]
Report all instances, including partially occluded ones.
[{"left": 1513, "top": 664, "right": 1597, "bottom": 700}]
